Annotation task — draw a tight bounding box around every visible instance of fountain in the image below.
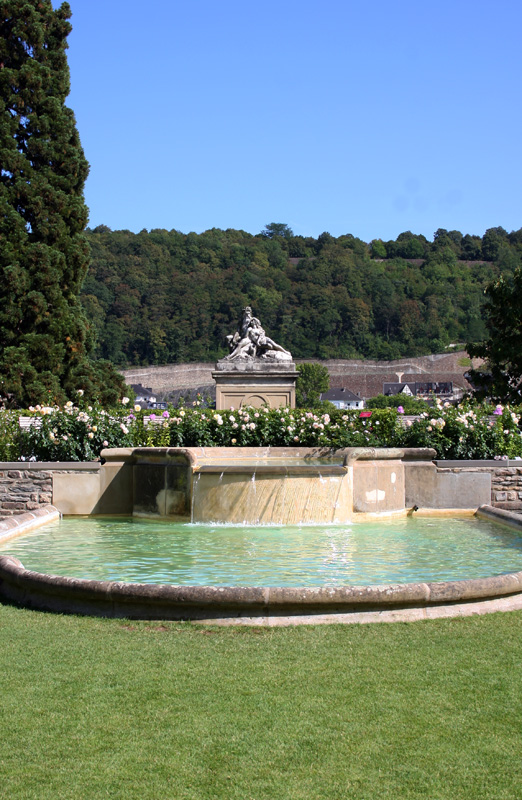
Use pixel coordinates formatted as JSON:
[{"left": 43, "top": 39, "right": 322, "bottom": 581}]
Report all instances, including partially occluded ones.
[
  {"left": 1, "top": 444, "right": 521, "bottom": 624},
  {"left": 1, "top": 307, "right": 521, "bottom": 624}
]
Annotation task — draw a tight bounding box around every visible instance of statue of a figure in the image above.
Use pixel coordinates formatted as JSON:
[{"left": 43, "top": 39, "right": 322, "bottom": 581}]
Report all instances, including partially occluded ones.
[{"left": 225, "top": 306, "right": 292, "bottom": 361}]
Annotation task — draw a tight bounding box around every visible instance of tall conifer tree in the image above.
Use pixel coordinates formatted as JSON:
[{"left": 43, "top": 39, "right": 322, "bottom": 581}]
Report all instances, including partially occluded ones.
[{"left": 0, "top": 0, "right": 126, "bottom": 406}]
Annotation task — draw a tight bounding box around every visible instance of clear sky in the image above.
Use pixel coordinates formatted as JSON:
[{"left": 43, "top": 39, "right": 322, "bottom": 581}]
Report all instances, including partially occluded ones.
[{"left": 63, "top": 0, "right": 522, "bottom": 242}]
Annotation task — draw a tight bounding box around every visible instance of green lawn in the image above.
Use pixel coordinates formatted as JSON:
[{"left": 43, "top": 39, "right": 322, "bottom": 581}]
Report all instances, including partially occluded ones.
[{"left": 1, "top": 605, "right": 522, "bottom": 800}]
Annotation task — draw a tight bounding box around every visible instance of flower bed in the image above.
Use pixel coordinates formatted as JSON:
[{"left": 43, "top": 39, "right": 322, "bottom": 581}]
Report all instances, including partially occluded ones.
[{"left": 0, "top": 394, "right": 521, "bottom": 462}]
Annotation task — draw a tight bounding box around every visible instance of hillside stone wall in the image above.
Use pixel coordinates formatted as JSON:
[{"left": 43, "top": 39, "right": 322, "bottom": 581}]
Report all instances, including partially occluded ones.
[
  {"left": 123, "top": 363, "right": 215, "bottom": 392},
  {"left": 123, "top": 351, "right": 479, "bottom": 399}
]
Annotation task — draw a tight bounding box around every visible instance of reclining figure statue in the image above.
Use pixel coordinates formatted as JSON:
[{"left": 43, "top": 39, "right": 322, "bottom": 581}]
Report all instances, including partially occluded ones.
[{"left": 225, "top": 306, "right": 292, "bottom": 361}]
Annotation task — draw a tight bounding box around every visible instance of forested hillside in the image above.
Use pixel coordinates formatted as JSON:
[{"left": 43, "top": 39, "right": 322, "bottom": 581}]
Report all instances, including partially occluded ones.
[{"left": 80, "top": 224, "right": 522, "bottom": 367}]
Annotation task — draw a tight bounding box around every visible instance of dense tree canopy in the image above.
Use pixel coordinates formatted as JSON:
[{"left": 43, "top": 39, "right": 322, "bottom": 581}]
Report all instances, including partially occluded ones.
[
  {"left": 80, "top": 224, "right": 522, "bottom": 368},
  {"left": 259, "top": 222, "right": 294, "bottom": 240},
  {"left": 0, "top": 0, "right": 126, "bottom": 407}
]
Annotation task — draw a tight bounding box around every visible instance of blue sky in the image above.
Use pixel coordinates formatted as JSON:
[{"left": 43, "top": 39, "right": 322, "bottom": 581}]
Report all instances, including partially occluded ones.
[{"left": 63, "top": 0, "right": 522, "bottom": 242}]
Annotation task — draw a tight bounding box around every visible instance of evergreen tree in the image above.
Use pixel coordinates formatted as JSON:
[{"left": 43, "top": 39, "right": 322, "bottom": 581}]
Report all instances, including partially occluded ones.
[
  {"left": 0, "top": 0, "right": 126, "bottom": 407},
  {"left": 468, "top": 267, "right": 522, "bottom": 402}
]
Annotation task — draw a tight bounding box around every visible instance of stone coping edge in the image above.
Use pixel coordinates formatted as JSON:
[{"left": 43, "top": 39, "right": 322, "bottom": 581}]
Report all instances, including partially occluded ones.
[
  {"left": 0, "top": 462, "right": 101, "bottom": 470},
  {"left": 1, "top": 506, "right": 522, "bottom": 624},
  {"left": 3, "top": 453, "right": 517, "bottom": 470},
  {"left": 0, "top": 505, "right": 61, "bottom": 545},
  {"left": 99, "top": 446, "right": 435, "bottom": 467},
  {"left": 476, "top": 504, "right": 522, "bottom": 530},
  {"left": 435, "top": 460, "right": 522, "bottom": 467},
  {"left": 1, "top": 454, "right": 519, "bottom": 470}
]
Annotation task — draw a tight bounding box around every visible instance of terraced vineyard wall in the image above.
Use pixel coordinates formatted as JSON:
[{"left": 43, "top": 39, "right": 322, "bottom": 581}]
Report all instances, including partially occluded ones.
[{"left": 123, "top": 351, "right": 479, "bottom": 400}]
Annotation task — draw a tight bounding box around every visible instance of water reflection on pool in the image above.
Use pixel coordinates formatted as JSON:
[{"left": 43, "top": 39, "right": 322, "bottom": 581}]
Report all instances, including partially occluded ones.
[{"left": 2, "top": 516, "right": 522, "bottom": 587}]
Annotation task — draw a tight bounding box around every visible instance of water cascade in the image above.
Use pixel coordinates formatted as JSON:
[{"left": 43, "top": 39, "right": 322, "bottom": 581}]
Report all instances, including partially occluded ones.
[{"left": 126, "top": 446, "right": 432, "bottom": 524}]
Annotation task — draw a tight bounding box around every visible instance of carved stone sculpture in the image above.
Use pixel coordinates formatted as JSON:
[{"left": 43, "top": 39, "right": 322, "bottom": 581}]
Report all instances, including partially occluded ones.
[
  {"left": 214, "top": 305, "right": 296, "bottom": 409},
  {"left": 225, "top": 306, "right": 292, "bottom": 361}
]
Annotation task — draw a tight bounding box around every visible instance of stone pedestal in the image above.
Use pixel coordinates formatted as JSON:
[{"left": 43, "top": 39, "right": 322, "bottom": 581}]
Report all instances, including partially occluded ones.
[{"left": 212, "top": 359, "right": 297, "bottom": 410}]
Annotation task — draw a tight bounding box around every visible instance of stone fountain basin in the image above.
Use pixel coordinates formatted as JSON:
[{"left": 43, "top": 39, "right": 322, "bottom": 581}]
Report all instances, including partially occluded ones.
[{"left": 1, "top": 505, "right": 522, "bottom": 625}]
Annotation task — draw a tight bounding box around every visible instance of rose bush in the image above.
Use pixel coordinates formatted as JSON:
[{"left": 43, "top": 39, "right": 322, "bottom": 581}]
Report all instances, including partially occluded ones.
[
  {"left": 398, "top": 400, "right": 522, "bottom": 459},
  {"left": 17, "top": 396, "right": 137, "bottom": 461},
  {"left": 1, "top": 396, "right": 521, "bottom": 461}
]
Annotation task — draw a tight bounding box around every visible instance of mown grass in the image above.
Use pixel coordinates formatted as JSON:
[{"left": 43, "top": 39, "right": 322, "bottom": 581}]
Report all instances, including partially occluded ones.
[{"left": 1, "top": 605, "right": 522, "bottom": 799}]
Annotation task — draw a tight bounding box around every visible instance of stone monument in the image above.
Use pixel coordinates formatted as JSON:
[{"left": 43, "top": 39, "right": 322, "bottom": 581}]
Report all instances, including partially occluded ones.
[{"left": 213, "top": 306, "right": 298, "bottom": 409}]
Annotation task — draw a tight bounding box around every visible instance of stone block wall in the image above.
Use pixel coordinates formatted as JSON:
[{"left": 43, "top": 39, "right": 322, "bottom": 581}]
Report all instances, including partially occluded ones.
[
  {"left": 0, "top": 468, "right": 53, "bottom": 515},
  {"left": 489, "top": 466, "right": 522, "bottom": 511},
  {"left": 433, "top": 463, "right": 522, "bottom": 513}
]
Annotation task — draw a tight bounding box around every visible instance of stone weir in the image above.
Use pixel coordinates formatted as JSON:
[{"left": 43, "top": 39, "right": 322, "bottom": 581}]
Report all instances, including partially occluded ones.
[{"left": 100, "top": 446, "right": 491, "bottom": 525}]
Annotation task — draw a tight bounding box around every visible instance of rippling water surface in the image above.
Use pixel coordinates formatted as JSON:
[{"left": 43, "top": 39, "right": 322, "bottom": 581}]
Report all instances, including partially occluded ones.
[{"left": 2, "top": 516, "right": 522, "bottom": 587}]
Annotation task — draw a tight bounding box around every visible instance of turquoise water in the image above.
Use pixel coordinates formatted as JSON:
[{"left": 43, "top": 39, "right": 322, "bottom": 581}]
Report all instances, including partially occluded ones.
[{"left": 3, "top": 516, "right": 522, "bottom": 587}]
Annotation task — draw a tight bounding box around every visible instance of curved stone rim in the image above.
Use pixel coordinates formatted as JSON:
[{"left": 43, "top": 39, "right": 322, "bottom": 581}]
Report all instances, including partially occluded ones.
[{"left": 1, "top": 504, "right": 522, "bottom": 624}]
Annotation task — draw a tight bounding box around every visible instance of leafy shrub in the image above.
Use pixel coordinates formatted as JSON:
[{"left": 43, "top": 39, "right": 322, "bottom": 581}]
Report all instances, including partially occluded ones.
[
  {"left": 366, "top": 393, "right": 430, "bottom": 413},
  {"left": 1, "top": 396, "right": 521, "bottom": 462},
  {"left": 0, "top": 410, "right": 22, "bottom": 461},
  {"left": 398, "top": 401, "right": 522, "bottom": 459}
]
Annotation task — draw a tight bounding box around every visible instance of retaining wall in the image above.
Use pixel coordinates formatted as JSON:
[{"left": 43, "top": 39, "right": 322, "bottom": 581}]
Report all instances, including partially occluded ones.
[
  {"left": 0, "top": 463, "right": 101, "bottom": 516},
  {"left": 0, "top": 466, "right": 54, "bottom": 515},
  {"left": 488, "top": 467, "right": 522, "bottom": 510},
  {"left": 122, "top": 352, "right": 477, "bottom": 398},
  {"left": 434, "top": 461, "right": 522, "bottom": 513}
]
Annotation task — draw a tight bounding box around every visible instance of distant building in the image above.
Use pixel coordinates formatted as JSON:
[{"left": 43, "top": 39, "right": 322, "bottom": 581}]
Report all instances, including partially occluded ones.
[
  {"left": 415, "top": 381, "right": 453, "bottom": 397},
  {"left": 383, "top": 381, "right": 453, "bottom": 398},
  {"left": 130, "top": 383, "right": 157, "bottom": 409},
  {"left": 320, "top": 388, "right": 365, "bottom": 409},
  {"left": 383, "top": 382, "right": 416, "bottom": 397}
]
